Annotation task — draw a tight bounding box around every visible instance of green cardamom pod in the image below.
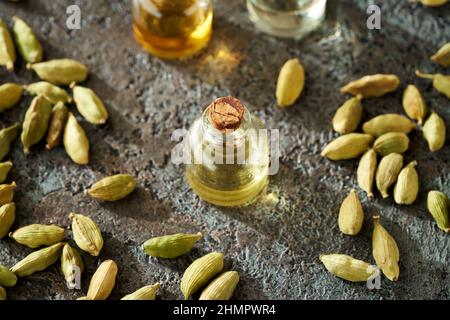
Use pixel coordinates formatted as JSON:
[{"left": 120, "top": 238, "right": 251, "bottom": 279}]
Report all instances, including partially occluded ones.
[
  {"left": 86, "top": 260, "right": 118, "bottom": 300},
  {"left": 372, "top": 216, "right": 399, "bottom": 281},
  {"left": 393, "top": 161, "right": 419, "bottom": 205},
  {"left": 0, "top": 202, "right": 15, "bottom": 239},
  {"left": 414, "top": 0, "right": 448, "bottom": 6},
  {"left": 416, "top": 71, "right": 450, "bottom": 99},
  {"left": 11, "top": 242, "right": 65, "bottom": 277},
  {"left": 362, "top": 114, "right": 416, "bottom": 137},
  {"left": 0, "top": 284, "right": 5, "bottom": 300},
  {"left": 431, "top": 42, "right": 450, "bottom": 66},
  {"left": 0, "top": 182, "right": 16, "bottom": 207},
  {"left": 9, "top": 224, "right": 65, "bottom": 248},
  {"left": 0, "top": 264, "right": 17, "bottom": 287},
  {"left": 0, "top": 123, "right": 21, "bottom": 162},
  {"left": 199, "top": 271, "right": 239, "bottom": 300},
  {"left": 25, "top": 82, "right": 71, "bottom": 104},
  {"left": 0, "top": 83, "right": 23, "bottom": 112},
  {"left": 85, "top": 174, "right": 137, "bottom": 202},
  {"left": 63, "top": 113, "right": 89, "bottom": 165},
  {"left": 320, "top": 254, "right": 377, "bottom": 282},
  {"left": 46, "top": 102, "right": 68, "bottom": 150},
  {"left": 338, "top": 189, "right": 364, "bottom": 236},
  {"left": 143, "top": 232, "right": 202, "bottom": 258},
  {"left": 332, "top": 95, "right": 363, "bottom": 134},
  {"left": 402, "top": 85, "right": 427, "bottom": 125},
  {"left": 21, "top": 96, "right": 52, "bottom": 155},
  {"left": 61, "top": 243, "right": 84, "bottom": 287},
  {"left": 69, "top": 213, "right": 103, "bottom": 256},
  {"left": 357, "top": 149, "right": 377, "bottom": 199},
  {"left": 0, "top": 161, "right": 13, "bottom": 184},
  {"left": 427, "top": 191, "right": 449, "bottom": 233},
  {"left": 0, "top": 18, "right": 16, "bottom": 72},
  {"left": 340, "top": 74, "right": 400, "bottom": 98},
  {"left": 376, "top": 153, "right": 403, "bottom": 198},
  {"left": 12, "top": 16, "right": 43, "bottom": 63},
  {"left": 373, "top": 132, "right": 410, "bottom": 156},
  {"left": 423, "top": 112, "right": 446, "bottom": 152},
  {"left": 121, "top": 283, "right": 160, "bottom": 300},
  {"left": 181, "top": 252, "right": 224, "bottom": 299},
  {"left": 27, "top": 59, "right": 88, "bottom": 85},
  {"left": 276, "top": 58, "right": 305, "bottom": 107},
  {"left": 71, "top": 83, "right": 108, "bottom": 125},
  {"left": 321, "top": 133, "right": 374, "bottom": 160}
]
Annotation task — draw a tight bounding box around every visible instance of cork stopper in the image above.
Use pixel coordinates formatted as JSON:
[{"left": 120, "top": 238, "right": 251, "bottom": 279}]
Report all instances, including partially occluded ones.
[{"left": 208, "top": 96, "right": 245, "bottom": 132}]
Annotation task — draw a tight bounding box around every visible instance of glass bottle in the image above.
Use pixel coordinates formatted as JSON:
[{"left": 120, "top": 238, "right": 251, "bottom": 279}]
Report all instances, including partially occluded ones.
[
  {"left": 247, "top": 0, "right": 327, "bottom": 39},
  {"left": 185, "top": 97, "right": 269, "bottom": 207},
  {"left": 132, "top": 0, "right": 213, "bottom": 59}
]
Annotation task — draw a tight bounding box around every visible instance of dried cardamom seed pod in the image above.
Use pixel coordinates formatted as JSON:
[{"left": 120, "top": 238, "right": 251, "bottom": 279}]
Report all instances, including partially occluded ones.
[
  {"left": 45, "top": 102, "right": 69, "bottom": 150},
  {"left": 12, "top": 16, "right": 42, "bottom": 63},
  {"left": 376, "top": 153, "right": 403, "bottom": 198},
  {"left": 402, "top": 85, "right": 427, "bottom": 124},
  {"left": 0, "top": 161, "right": 13, "bottom": 184},
  {"left": 69, "top": 213, "right": 103, "bottom": 256},
  {"left": 181, "top": 252, "right": 224, "bottom": 299},
  {"left": 0, "top": 83, "right": 23, "bottom": 112},
  {"left": 77, "top": 296, "right": 89, "bottom": 300},
  {"left": 9, "top": 224, "right": 65, "bottom": 248},
  {"left": 373, "top": 132, "right": 410, "bottom": 156},
  {"left": 340, "top": 74, "right": 400, "bottom": 98},
  {"left": 0, "top": 18, "right": 16, "bottom": 72},
  {"left": 394, "top": 161, "right": 419, "bottom": 205},
  {"left": 338, "top": 189, "right": 364, "bottom": 236},
  {"left": 0, "top": 203, "right": 15, "bottom": 239},
  {"left": 27, "top": 59, "right": 88, "bottom": 85},
  {"left": 86, "top": 260, "right": 118, "bottom": 300},
  {"left": 413, "top": 0, "right": 448, "bottom": 6},
  {"left": 85, "top": 174, "right": 137, "bottom": 202},
  {"left": 422, "top": 112, "right": 446, "bottom": 152},
  {"left": 332, "top": 95, "right": 363, "bottom": 134},
  {"left": 416, "top": 71, "right": 450, "bottom": 99},
  {"left": 372, "top": 216, "right": 399, "bottom": 281},
  {"left": 362, "top": 114, "right": 416, "bottom": 137},
  {"left": 63, "top": 113, "right": 89, "bottom": 165},
  {"left": 143, "top": 232, "right": 202, "bottom": 258},
  {"left": 357, "top": 149, "right": 377, "bottom": 199},
  {"left": 321, "top": 133, "right": 374, "bottom": 160},
  {"left": 0, "top": 123, "right": 21, "bottom": 161},
  {"left": 431, "top": 42, "right": 450, "bottom": 67},
  {"left": 71, "top": 83, "right": 109, "bottom": 124},
  {"left": 0, "top": 285, "right": 5, "bottom": 300},
  {"left": 10, "top": 242, "right": 65, "bottom": 277},
  {"left": 0, "top": 264, "right": 17, "bottom": 287},
  {"left": 0, "top": 182, "right": 16, "bottom": 207},
  {"left": 276, "top": 58, "right": 305, "bottom": 107},
  {"left": 25, "top": 82, "right": 71, "bottom": 104},
  {"left": 426, "top": 191, "right": 450, "bottom": 232},
  {"left": 61, "top": 243, "right": 84, "bottom": 288},
  {"left": 199, "top": 271, "right": 239, "bottom": 300},
  {"left": 121, "top": 283, "right": 160, "bottom": 300},
  {"left": 21, "top": 96, "right": 52, "bottom": 155},
  {"left": 320, "top": 254, "right": 377, "bottom": 282}
]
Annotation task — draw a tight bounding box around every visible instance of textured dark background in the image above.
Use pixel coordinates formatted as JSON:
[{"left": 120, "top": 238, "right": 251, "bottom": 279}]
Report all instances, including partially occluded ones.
[{"left": 0, "top": 0, "right": 449, "bottom": 300}]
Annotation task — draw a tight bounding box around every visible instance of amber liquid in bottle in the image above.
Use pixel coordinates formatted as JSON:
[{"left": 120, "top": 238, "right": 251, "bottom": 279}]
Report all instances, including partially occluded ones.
[{"left": 132, "top": 0, "right": 213, "bottom": 59}]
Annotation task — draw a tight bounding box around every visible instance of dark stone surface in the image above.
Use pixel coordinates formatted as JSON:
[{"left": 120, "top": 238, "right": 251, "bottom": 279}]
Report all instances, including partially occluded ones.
[{"left": 0, "top": 0, "right": 449, "bottom": 300}]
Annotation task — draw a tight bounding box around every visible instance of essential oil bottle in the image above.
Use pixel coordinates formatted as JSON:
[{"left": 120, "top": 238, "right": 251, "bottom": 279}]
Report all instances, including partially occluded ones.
[
  {"left": 132, "top": 0, "right": 213, "bottom": 59},
  {"left": 185, "top": 97, "right": 269, "bottom": 207}
]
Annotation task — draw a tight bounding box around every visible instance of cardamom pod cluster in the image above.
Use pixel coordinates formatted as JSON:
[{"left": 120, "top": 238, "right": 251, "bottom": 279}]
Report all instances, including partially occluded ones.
[
  {"left": 393, "top": 161, "right": 419, "bottom": 205},
  {"left": 63, "top": 113, "right": 90, "bottom": 165},
  {"left": 0, "top": 123, "right": 21, "bottom": 161},
  {"left": 121, "top": 283, "right": 160, "bottom": 300},
  {"left": 25, "top": 82, "right": 71, "bottom": 104},
  {"left": 9, "top": 224, "right": 65, "bottom": 248},
  {"left": 426, "top": 191, "right": 450, "bottom": 232},
  {"left": 0, "top": 83, "right": 23, "bottom": 112},
  {"left": 340, "top": 74, "right": 400, "bottom": 98},
  {"left": 12, "top": 16, "right": 42, "bottom": 63},
  {"left": 372, "top": 216, "right": 399, "bottom": 281},
  {"left": 71, "top": 83, "right": 109, "bottom": 125},
  {"left": 431, "top": 42, "right": 450, "bottom": 66},
  {"left": 362, "top": 114, "right": 416, "bottom": 137},
  {"left": 357, "top": 149, "right": 377, "bottom": 199},
  {"left": 28, "top": 59, "right": 88, "bottom": 85},
  {"left": 402, "top": 85, "right": 427, "bottom": 125},
  {"left": 46, "top": 102, "right": 68, "bottom": 150},
  {"left": 321, "top": 133, "right": 373, "bottom": 160},
  {"left": 0, "top": 264, "right": 17, "bottom": 287},
  {"left": 276, "top": 58, "right": 305, "bottom": 108},
  {"left": 416, "top": 71, "right": 450, "bottom": 99},
  {"left": 86, "top": 260, "right": 118, "bottom": 300},
  {"left": 332, "top": 95, "right": 363, "bottom": 134},
  {"left": 85, "top": 174, "right": 136, "bottom": 202},
  {"left": 199, "top": 271, "right": 239, "bottom": 300},
  {"left": 0, "top": 202, "right": 15, "bottom": 238},
  {"left": 338, "top": 189, "right": 364, "bottom": 236},
  {"left": 21, "top": 95, "right": 52, "bottom": 155},
  {"left": 376, "top": 153, "right": 403, "bottom": 198},
  {"left": 0, "top": 161, "right": 13, "bottom": 183},
  {"left": 422, "top": 112, "right": 446, "bottom": 152},
  {"left": 320, "top": 254, "right": 377, "bottom": 282},
  {"left": 143, "top": 232, "right": 202, "bottom": 258},
  {"left": 373, "top": 132, "right": 410, "bottom": 156},
  {"left": 61, "top": 244, "right": 84, "bottom": 288},
  {"left": 0, "top": 18, "right": 16, "bottom": 72},
  {"left": 180, "top": 252, "right": 224, "bottom": 299},
  {"left": 69, "top": 213, "right": 103, "bottom": 256}
]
